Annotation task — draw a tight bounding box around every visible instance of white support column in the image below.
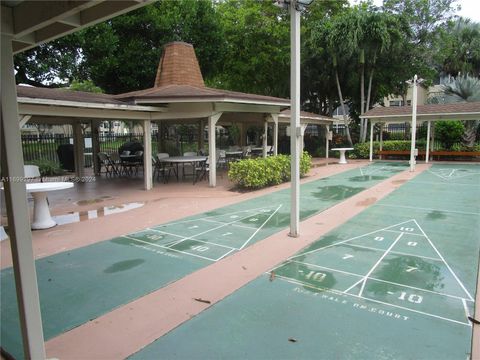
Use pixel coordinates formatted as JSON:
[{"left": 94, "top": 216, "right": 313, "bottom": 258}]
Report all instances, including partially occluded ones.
[
  {"left": 1, "top": 34, "right": 46, "bottom": 360},
  {"left": 262, "top": 119, "right": 268, "bottom": 158},
  {"left": 290, "top": 1, "right": 301, "bottom": 237},
  {"left": 272, "top": 114, "right": 279, "bottom": 156},
  {"left": 300, "top": 123, "right": 308, "bottom": 154},
  {"left": 73, "top": 123, "right": 85, "bottom": 177},
  {"left": 410, "top": 75, "right": 418, "bottom": 172},
  {"left": 198, "top": 119, "right": 205, "bottom": 153},
  {"left": 431, "top": 124, "right": 435, "bottom": 151},
  {"left": 143, "top": 120, "right": 153, "bottom": 190},
  {"left": 208, "top": 113, "right": 223, "bottom": 187},
  {"left": 19, "top": 115, "right": 32, "bottom": 128},
  {"left": 325, "top": 125, "right": 330, "bottom": 159},
  {"left": 369, "top": 120, "right": 374, "bottom": 162},
  {"left": 425, "top": 120, "right": 431, "bottom": 163}
]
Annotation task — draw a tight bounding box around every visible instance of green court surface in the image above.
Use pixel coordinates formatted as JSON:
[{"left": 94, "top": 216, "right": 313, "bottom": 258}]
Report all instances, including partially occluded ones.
[
  {"left": 1, "top": 163, "right": 406, "bottom": 359},
  {"left": 130, "top": 163, "right": 480, "bottom": 359}
]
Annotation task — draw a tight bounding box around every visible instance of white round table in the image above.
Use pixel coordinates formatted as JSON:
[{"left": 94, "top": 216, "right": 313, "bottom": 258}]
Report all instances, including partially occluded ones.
[
  {"left": 26, "top": 182, "right": 74, "bottom": 230},
  {"left": 331, "top": 148, "right": 354, "bottom": 164}
]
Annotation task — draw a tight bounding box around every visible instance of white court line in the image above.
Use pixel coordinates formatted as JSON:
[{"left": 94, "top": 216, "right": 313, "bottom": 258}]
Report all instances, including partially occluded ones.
[
  {"left": 285, "top": 259, "right": 470, "bottom": 301},
  {"left": 344, "top": 243, "right": 443, "bottom": 262},
  {"left": 462, "top": 299, "right": 471, "bottom": 321},
  {"left": 276, "top": 275, "right": 471, "bottom": 327},
  {"left": 123, "top": 235, "right": 219, "bottom": 262},
  {"left": 383, "top": 229, "right": 424, "bottom": 237},
  {"left": 153, "top": 210, "right": 268, "bottom": 250},
  {"left": 289, "top": 219, "right": 417, "bottom": 260},
  {"left": 239, "top": 204, "right": 282, "bottom": 250},
  {"left": 201, "top": 218, "right": 258, "bottom": 230},
  {"left": 154, "top": 204, "right": 280, "bottom": 228},
  {"left": 427, "top": 169, "right": 480, "bottom": 181},
  {"left": 358, "top": 232, "right": 404, "bottom": 297},
  {"left": 412, "top": 181, "right": 480, "bottom": 187},
  {"left": 414, "top": 219, "right": 475, "bottom": 302},
  {"left": 376, "top": 204, "right": 480, "bottom": 216},
  {"left": 127, "top": 230, "right": 186, "bottom": 248},
  {"left": 167, "top": 237, "right": 236, "bottom": 251},
  {"left": 288, "top": 260, "right": 364, "bottom": 278}
]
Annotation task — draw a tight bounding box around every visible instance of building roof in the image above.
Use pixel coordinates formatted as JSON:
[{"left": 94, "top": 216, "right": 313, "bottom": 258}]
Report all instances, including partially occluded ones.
[
  {"left": 362, "top": 102, "right": 480, "bottom": 122},
  {"left": 17, "top": 85, "right": 127, "bottom": 105},
  {"left": 154, "top": 42, "right": 205, "bottom": 88},
  {"left": 115, "top": 84, "right": 289, "bottom": 105},
  {"left": 279, "top": 109, "right": 335, "bottom": 123}
]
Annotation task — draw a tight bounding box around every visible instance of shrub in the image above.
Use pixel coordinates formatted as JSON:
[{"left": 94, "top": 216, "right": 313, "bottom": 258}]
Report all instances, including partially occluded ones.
[
  {"left": 27, "top": 159, "right": 64, "bottom": 176},
  {"left": 352, "top": 140, "right": 428, "bottom": 159},
  {"left": 228, "top": 152, "right": 312, "bottom": 189},
  {"left": 435, "top": 121, "right": 465, "bottom": 149}
]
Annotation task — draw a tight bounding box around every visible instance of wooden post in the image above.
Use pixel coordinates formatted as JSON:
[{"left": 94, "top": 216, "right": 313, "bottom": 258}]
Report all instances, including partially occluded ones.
[
  {"left": 91, "top": 120, "right": 101, "bottom": 175},
  {"left": 208, "top": 113, "right": 223, "bottom": 187},
  {"left": 1, "top": 33, "right": 46, "bottom": 359},
  {"left": 143, "top": 120, "right": 153, "bottom": 190},
  {"left": 73, "top": 123, "right": 85, "bottom": 177}
]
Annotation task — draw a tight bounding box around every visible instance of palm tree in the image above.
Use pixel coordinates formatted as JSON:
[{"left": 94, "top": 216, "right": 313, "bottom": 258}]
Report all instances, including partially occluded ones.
[{"left": 441, "top": 75, "right": 480, "bottom": 147}]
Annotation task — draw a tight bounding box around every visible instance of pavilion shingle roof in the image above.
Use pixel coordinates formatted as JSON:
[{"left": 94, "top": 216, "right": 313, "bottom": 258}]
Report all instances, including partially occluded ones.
[
  {"left": 363, "top": 102, "right": 480, "bottom": 118},
  {"left": 154, "top": 42, "right": 205, "bottom": 88},
  {"left": 280, "top": 109, "right": 334, "bottom": 122},
  {"left": 115, "top": 84, "right": 289, "bottom": 104},
  {"left": 17, "top": 85, "right": 127, "bottom": 105}
]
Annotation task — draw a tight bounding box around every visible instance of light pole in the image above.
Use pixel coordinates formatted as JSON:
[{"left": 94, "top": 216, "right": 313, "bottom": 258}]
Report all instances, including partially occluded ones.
[
  {"left": 276, "top": 0, "right": 313, "bottom": 237},
  {"left": 407, "top": 75, "right": 424, "bottom": 172}
]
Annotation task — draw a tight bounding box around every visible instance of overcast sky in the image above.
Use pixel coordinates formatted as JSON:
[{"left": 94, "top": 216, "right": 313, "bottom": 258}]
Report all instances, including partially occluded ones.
[{"left": 349, "top": 0, "right": 480, "bottom": 23}]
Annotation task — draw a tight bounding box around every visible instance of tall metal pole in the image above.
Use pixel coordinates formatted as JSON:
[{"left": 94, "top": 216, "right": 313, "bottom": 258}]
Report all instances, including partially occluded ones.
[
  {"left": 410, "top": 74, "right": 418, "bottom": 172},
  {"left": 289, "top": 0, "right": 301, "bottom": 237}
]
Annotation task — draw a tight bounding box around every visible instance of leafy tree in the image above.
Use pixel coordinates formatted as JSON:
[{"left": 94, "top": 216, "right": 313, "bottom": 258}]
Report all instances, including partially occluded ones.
[
  {"left": 68, "top": 79, "right": 103, "bottom": 93},
  {"left": 14, "top": 35, "right": 85, "bottom": 87},
  {"left": 213, "top": 0, "right": 290, "bottom": 97},
  {"left": 434, "top": 120, "right": 465, "bottom": 149},
  {"left": 436, "top": 18, "right": 480, "bottom": 77}
]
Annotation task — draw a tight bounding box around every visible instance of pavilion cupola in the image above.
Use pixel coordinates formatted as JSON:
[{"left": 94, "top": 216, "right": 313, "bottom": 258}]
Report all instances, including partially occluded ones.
[{"left": 154, "top": 41, "right": 205, "bottom": 88}]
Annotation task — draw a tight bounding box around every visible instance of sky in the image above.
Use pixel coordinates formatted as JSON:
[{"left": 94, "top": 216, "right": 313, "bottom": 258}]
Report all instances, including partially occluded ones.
[{"left": 349, "top": 0, "right": 480, "bottom": 23}]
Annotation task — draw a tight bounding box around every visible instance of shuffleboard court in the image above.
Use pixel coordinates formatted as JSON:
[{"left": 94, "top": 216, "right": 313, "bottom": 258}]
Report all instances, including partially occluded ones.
[
  {"left": 0, "top": 162, "right": 407, "bottom": 359},
  {"left": 130, "top": 163, "right": 480, "bottom": 359}
]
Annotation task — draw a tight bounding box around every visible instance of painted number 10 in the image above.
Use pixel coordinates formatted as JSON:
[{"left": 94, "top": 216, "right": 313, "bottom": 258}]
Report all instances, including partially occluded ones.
[
  {"left": 304, "top": 271, "right": 327, "bottom": 282},
  {"left": 191, "top": 245, "right": 209, "bottom": 252},
  {"left": 398, "top": 291, "right": 423, "bottom": 304}
]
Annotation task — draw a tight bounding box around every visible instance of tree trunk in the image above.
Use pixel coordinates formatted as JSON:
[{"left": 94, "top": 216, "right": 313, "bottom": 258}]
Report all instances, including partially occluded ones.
[
  {"left": 334, "top": 68, "right": 353, "bottom": 147},
  {"left": 359, "top": 48, "right": 366, "bottom": 142},
  {"left": 363, "top": 51, "right": 376, "bottom": 143}
]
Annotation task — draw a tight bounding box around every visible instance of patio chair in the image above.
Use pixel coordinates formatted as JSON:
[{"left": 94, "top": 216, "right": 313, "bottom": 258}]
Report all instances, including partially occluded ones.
[
  {"left": 182, "top": 152, "right": 197, "bottom": 179},
  {"left": 98, "top": 152, "right": 118, "bottom": 176},
  {"left": 194, "top": 156, "right": 209, "bottom": 184},
  {"left": 242, "top": 146, "right": 252, "bottom": 159},
  {"left": 217, "top": 149, "right": 227, "bottom": 169},
  {"left": 154, "top": 153, "right": 172, "bottom": 183},
  {"left": 122, "top": 150, "right": 143, "bottom": 176}
]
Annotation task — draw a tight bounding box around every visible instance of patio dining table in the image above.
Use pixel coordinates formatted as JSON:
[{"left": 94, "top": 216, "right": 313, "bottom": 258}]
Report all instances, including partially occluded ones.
[{"left": 159, "top": 156, "right": 207, "bottom": 183}]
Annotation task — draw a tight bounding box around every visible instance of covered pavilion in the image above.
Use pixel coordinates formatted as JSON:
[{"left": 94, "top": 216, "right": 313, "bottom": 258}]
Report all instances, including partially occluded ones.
[
  {"left": 361, "top": 102, "right": 480, "bottom": 163},
  {"left": 16, "top": 41, "right": 335, "bottom": 189}
]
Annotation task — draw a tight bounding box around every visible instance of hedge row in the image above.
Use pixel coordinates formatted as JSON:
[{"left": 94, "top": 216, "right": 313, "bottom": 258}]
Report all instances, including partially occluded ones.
[
  {"left": 228, "top": 152, "right": 312, "bottom": 189},
  {"left": 351, "top": 140, "right": 480, "bottom": 159},
  {"left": 351, "top": 140, "right": 427, "bottom": 159}
]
